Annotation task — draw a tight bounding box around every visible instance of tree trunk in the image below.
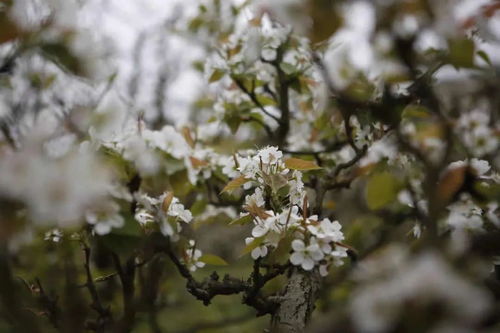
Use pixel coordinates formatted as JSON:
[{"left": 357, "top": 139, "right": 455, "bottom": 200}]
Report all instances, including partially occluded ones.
[{"left": 271, "top": 268, "right": 321, "bottom": 333}]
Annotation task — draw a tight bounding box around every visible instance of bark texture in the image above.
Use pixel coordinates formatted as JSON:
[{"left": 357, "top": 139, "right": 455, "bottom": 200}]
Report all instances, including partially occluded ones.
[{"left": 271, "top": 269, "right": 321, "bottom": 333}]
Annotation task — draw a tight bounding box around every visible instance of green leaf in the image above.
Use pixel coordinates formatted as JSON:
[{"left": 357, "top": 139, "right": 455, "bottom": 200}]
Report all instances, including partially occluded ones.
[
  {"left": 221, "top": 176, "right": 249, "bottom": 194},
  {"left": 40, "top": 42, "right": 84, "bottom": 76},
  {"left": 190, "top": 199, "right": 208, "bottom": 216},
  {"left": 269, "top": 174, "right": 289, "bottom": 193},
  {"left": 402, "top": 105, "right": 431, "bottom": 119},
  {"left": 188, "top": 17, "right": 204, "bottom": 32},
  {"left": 284, "top": 158, "right": 322, "bottom": 171},
  {"left": 169, "top": 171, "right": 193, "bottom": 196},
  {"left": 224, "top": 113, "right": 241, "bottom": 134},
  {"left": 477, "top": 50, "right": 492, "bottom": 67},
  {"left": 209, "top": 68, "right": 225, "bottom": 83},
  {"left": 365, "top": 172, "right": 401, "bottom": 210},
  {"left": 256, "top": 95, "right": 276, "bottom": 106},
  {"left": 199, "top": 254, "right": 229, "bottom": 266},
  {"left": 229, "top": 214, "right": 253, "bottom": 226},
  {"left": 448, "top": 38, "right": 475, "bottom": 68},
  {"left": 267, "top": 235, "right": 293, "bottom": 264}
]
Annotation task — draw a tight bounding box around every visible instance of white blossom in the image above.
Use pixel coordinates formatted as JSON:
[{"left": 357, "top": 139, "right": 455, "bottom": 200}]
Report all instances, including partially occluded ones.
[
  {"left": 350, "top": 249, "right": 491, "bottom": 333},
  {"left": 184, "top": 241, "right": 206, "bottom": 272},
  {"left": 44, "top": 229, "right": 63, "bottom": 242},
  {"left": 245, "top": 237, "right": 268, "bottom": 260},
  {"left": 245, "top": 187, "right": 265, "bottom": 208},
  {"left": 257, "top": 146, "right": 283, "bottom": 165},
  {"left": 289, "top": 239, "right": 324, "bottom": 271}
]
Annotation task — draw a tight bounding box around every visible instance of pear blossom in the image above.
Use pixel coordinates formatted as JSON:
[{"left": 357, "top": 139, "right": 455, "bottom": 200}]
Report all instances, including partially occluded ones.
[
  {"left": 143, "top": 126, "right": 191, "bottom": 159},
  {"left": 237, "top": 155, "right": 260, "bottom": 179},
  {"left": 85, "top": 202, "right": 125, "bottom": 236},
  {"left": 219, "top": 155, "right": 239, "bottom": 178},
  {"left": 445, "top": 197, "right": 484, "bottom": 231},
  {"left": 351, "top": 249, "right": 491, "bottom": 333},
  {"left": 289, "top": 239, "right": 324, "bottom": 271},
  {"left": 457, "top": 110, "right": 499, "bottom": 157},
  {"left": 257, "top": 146, "right": 283, "bottom": 165},
  {"left": 134, "top": 210, "right": 155, "bottom": 225},
  {"left": 245, "top": 187, "right": 265, "bottom": 208},
  {"left": 44, "top": 229, "right": 63, "bottom": 243},
  {"left": 134, "top": 192, "right": 192, "bottom": 237},
  {"left": 288, "top": 171, "right": 305, "bottom": 205},
  {"left": 0, "top": 146, "right": 112, "bottom": 226},
  {"left": 307, "top": 217, "right": 345, "bottom": 243},
  {"left": 447, "top": 158, "right": 491, "bottom": 177},
  {"left": 166, "top": 196, "right": 193, "bottom": 223},
  {"left": 251, "top": 211, "right": 279, "bottom": 238},
  {"left": 245, "top": 237, "right": 268, "bottom": 260},
  {"left": 184, "top": 241, "right": 206, "bottom": 272}
]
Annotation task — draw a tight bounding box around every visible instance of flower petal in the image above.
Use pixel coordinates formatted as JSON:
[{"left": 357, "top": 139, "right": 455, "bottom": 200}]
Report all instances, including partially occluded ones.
[
  {"left": 292, "top": 239, "right": 305, "bottom": 251},
  {"left": 290, "top": 252, "right": 304, "bottom": 266},
  {"left": 301, "top": 257, "right": 315, "bottom": 271},
  {"left": 252, "top": 224, "right": 268, "bottom": 237}
]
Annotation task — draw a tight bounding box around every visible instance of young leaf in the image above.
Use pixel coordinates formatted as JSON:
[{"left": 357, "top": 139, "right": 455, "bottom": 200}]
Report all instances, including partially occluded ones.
[
  {"left": 181, "top": 126, "right": 195, "bottom": 148},
  {"left": 199, "top": 254, "right": 228, "bottom": 266},
  {"left": 162, "top": 192, "right": 174, "bottom": 212},
  {"left": 284, "top": 158, "right": 322, "bottom": 171},
  {"left": 365, "top": 172, "right": 401, "bottom": 210},
  {"left": 189, "top": 156, "right": 209, "bottom": 169},
  {"left": 268, "top": 174, "right": 289, "bottom": 193},
  {"left": 256, "top": 95, "right": 277, "bottom": 106},
  {"left": 436, "top": 166, "right": 466, "bottom": 207},
  {"left": 229, "top": 214, "right": 254, "bottom": 226},
  {"left": 40, "top": 42, "right": 84, "bottom": 76},
  {"left": 244, "top": 204, "right": 272, "bottom": 220},
  {"left": 209, "top": 68, "right": 225, "bottom": 83},
  {"left": 221, "top": 176, "right": 249, "bottom": 194},
  {"left": 477, "top": 50, "right": 492, "bottom": 67},
  {"left": 448, "top": 38, "right": 475, "bottom": 68},
  {"left": 267, "top": 235, "right": 293, "bottom": 264}
]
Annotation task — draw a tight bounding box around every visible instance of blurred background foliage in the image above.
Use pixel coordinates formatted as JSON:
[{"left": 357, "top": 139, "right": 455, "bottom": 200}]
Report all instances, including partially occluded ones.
[{"left": 1, "top": 0, "right": 500, "bottom": 332}]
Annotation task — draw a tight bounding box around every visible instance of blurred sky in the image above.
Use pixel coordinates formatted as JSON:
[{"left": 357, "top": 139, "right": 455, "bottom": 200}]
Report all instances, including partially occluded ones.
[
  {"left": 72, "top": 0, "right": 500, "bottom": 124},
  {"left": 79, "top": 0, "right": 203, "bottom": 124}
]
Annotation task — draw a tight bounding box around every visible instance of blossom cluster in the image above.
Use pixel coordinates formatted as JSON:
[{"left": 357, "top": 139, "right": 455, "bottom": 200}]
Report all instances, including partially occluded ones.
[
  {"left": 134, "top": 192, "right": 193, "bottom": 239},
  {"left": 350, "top": 246, "right": 491, "bottom": 333},
  {"left": 228, "top": 146, "right": 348, "bottom": 275},
  {"left": 184, "top": 240, "right": 206, "bottom": 272}
]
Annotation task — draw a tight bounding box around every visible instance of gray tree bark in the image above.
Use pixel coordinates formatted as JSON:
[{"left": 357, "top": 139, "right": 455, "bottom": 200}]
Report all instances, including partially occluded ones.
[{"left": 271, "top": 268, "right": 321, "bottom": 333}]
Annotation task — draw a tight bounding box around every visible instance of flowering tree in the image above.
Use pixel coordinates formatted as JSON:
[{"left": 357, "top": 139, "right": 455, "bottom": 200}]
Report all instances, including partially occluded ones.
[{"left": 1, "top": 0, "right": 500, "bottom": 332}]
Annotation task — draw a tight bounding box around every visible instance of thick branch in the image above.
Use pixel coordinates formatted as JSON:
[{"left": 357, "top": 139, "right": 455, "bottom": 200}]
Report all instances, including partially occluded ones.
[{"left": 271, "top": 268, "right": 321, "bottom": 333}]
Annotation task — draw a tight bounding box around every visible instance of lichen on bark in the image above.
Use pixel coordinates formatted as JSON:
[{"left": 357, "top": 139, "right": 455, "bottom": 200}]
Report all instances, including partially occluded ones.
[{"left": 271, "top": 268, "right": 321, "bottom": 333}]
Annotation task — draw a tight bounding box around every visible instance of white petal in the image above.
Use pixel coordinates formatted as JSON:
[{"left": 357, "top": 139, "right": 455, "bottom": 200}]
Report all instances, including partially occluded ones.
[
  {"left": 94, "top": 223, "right": 111, "bottom": 235},
  {"left": 321, "top": 243, "right": 332, "bottom": 254},
  {"left": 252, "top": 224, "right": 268, "bottom": 237},
  {"left": 160, "top": 221, "right": 174, "bottom": 236},
  {"left": 310, "top": 249, "right": 324, "bottom": 261},
  {"left": 291, "top": 239, "right": 305, "bottom": 251},
  {"left": 290, "top": 252, "right": 304, "bottom": 266},
  {"left": 251, "top": 247, "right": 261, "bottom": 260},
  {"left": 301, "top": 257, "right": 315, "bottom": 271},
  {"left": 260, "top": 246, "right": 268, "bottom": 257}
]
